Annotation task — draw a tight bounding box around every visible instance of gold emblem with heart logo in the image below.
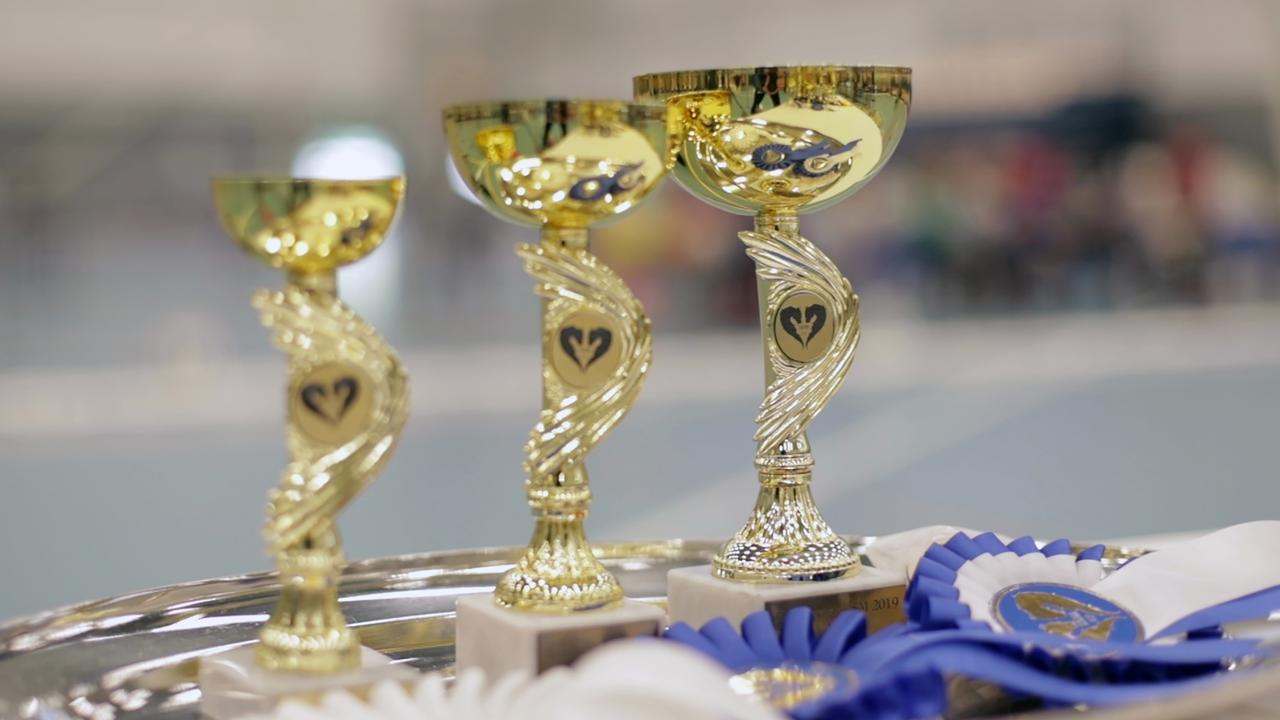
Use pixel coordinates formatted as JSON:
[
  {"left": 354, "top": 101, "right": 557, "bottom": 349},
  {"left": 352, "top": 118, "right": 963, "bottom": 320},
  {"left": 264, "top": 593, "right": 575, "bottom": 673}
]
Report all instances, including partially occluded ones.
[
  {"left": 773, "top": 291, "right": 835, "bottom": 363},
  {"left": 551, "top": 310, "right": 622, "bottom": 389},
  {"left": 289, "top": 362, "right": 375, "bottom": 446}
]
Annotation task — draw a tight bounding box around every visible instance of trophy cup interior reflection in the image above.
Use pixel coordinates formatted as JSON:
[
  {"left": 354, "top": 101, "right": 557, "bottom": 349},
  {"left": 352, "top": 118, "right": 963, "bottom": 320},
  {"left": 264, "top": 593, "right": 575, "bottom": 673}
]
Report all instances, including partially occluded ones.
[
  {"left": 444, "top": 99, "right": 668, "bottom": 675},
  {"left": 635, "top": 66, "right": 912, "bottom": 630},
  {"left": 636, "top": 66, "right": 909, "bottom": 216},
  {"left": 200, "top": 178, "right": 413, "bottom": 716}
]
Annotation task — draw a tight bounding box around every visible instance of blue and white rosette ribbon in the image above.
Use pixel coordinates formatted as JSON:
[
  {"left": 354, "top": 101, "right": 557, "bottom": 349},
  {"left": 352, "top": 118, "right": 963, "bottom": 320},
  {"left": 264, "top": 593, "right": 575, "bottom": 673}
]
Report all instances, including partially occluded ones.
[
  {"left": 907, "top": 521, "right": 1280, "bottom": 642},
  {"left": 907, "top": 532, "right": 1111, "bottom": 634},
  {"left": 660, "top": 522, "right": 1280, "bottom": 719},
  {"left": 665, "top": 607, "right": 1264, "bottom": 720},
  {"left": 665, "top": 607, "right": 946, "bottom": 720}
]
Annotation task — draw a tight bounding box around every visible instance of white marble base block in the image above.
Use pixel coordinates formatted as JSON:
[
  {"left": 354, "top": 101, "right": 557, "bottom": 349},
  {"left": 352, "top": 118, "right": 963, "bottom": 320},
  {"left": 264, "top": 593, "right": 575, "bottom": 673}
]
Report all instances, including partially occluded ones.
[
  {"left": 455, "top": 593, "right": 665, "bottom": 677},
  {"left": 667, "top": 564, "right": 908, "bottom": 634},
  {"left": 199, "top": 646, "right": 416, "bottom": 719}
]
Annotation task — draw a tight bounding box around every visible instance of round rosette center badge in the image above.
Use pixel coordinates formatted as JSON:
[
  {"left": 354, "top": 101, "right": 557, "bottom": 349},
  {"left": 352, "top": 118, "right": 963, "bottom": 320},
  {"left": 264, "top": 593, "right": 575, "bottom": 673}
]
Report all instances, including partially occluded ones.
[{"left": 991, "top": 582, "right": 1144, "bottom": 643}]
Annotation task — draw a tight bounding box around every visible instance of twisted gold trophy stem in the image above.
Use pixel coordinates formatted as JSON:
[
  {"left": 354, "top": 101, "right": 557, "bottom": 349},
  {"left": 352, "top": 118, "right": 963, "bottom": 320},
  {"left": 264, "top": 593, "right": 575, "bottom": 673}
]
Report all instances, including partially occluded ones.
[
  {"left": 714, "top": 211, "right": 861, "bottom": 582},
  {"left": 254, "top": 272, "right": 409, "bottom": 671},
  {"left": 495, "top": 226, "right": 652, "bottom": 612}
]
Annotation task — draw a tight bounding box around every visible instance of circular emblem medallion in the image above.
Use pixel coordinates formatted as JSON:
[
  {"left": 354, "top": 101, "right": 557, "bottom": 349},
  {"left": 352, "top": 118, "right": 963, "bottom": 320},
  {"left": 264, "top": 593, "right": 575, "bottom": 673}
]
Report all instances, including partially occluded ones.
[
  {"left": 992, "top": 582, "right": 1144, "bottom": 642},
  {"left": 729, "top": 662, "right": 858, "bottom": 712},
  {"left": 551, "top": 310, "right": 621, "bottom": 389},
  {"left": 289, "top": 362, "right": 374, "bottom": 447},
  {"left": 773, "top": 291, "right": 835, "bottom": 363}
]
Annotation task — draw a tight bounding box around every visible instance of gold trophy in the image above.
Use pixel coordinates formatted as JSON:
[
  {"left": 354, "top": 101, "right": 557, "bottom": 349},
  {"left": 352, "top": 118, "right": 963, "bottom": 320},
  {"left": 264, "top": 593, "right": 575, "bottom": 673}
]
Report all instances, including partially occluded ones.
[
  {"left": 199, "top": 178, "right": 414, "bottom": 716},
  {"left": 444, "top": 99, "right": 669, "bottom": 675},
  {"left": 634, "top": 66, "right": 912, "bottom": 631}
]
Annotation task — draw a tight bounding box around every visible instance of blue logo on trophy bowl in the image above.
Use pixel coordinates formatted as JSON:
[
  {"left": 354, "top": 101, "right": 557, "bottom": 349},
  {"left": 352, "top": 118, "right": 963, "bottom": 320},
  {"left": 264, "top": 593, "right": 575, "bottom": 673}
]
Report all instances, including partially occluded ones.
[{"left": 993, "top": 583, "right": 1144, "bottom": 642}]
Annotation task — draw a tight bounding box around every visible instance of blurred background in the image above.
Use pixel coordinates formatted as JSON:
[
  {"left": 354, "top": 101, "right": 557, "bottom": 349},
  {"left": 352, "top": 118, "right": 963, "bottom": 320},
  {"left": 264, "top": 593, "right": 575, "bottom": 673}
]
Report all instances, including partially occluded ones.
[{"left": 2, "top": 0, "right": 1280, "bottom": 621}]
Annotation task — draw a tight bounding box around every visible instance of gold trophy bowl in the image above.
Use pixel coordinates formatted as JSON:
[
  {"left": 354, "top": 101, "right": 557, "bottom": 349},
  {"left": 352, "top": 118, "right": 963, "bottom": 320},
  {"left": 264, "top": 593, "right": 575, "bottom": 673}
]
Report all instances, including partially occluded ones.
[
  {"left": 445, "top": 99, "right": 666, "bottom": 229},
  {"left": 635, "top": 66, "right": 911, "bottom": 583},
  {"left": 634, "top": 66, "right": 909, "bottom": 215},
  {"left": 213, "top": 177, "right": 404, "bottom": 274},
  {"left": 443, "top": 100, "right": 667, "bottom": 614},
  {"left": 209, "top": 177, "right": 410, "bottom": 678}
]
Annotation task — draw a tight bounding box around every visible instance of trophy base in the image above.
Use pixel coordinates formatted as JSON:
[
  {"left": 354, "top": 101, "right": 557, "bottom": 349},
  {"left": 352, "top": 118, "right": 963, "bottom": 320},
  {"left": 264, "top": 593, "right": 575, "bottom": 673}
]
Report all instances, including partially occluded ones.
[
  {"left": 198, "top": 646, "right": 416, "bottom": 720},
  {"left": 455, "top": 593, "right": 664, "bottom": 677},
  {"left": 667, "top": 564, "right": 907, "bottom": 635}
]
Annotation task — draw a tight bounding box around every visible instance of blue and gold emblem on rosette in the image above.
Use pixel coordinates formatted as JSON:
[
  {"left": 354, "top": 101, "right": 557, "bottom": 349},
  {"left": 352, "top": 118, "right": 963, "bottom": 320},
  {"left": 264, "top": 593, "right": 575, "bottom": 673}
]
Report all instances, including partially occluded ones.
[
  {"left": 660, "top": 524, "right": 1280, "bottom": 718},
  {"left": 906, "top": 532, "right": 1116, "bottom": 634},
  {"left": 661, "top": 606, "right": 1265, "bottom": 719},
  {"left": 992, "top": 582, "right": 1143, "bottom": 642},
  {"left": 905, "top": 524, "right": 1280, "bottom": 642},
  {"left": 664, "top": 607, "right": 947, "bottom": 720}
]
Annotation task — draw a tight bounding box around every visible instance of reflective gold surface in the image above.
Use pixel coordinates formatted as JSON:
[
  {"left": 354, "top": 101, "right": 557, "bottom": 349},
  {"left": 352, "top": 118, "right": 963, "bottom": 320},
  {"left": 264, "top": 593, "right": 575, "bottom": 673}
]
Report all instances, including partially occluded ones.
[
  {"left": 729, "top": 662, "right": 855, "bottom": 711},
  {"left": 634, "top": 67, "right": 911, "bottom": 581},
  {"left": 213, "top": 178, "right": 410, "bottom": 671},
  {"left": 444, "top": 100, "right": 666, "bottom": 229},
  {"left": 633, "top": 66, "right": 910, "bottom": 215},
  {"left": 443, "top": 101, "right": 668, "bottom": 611},
  {"left": 212, "top": 178, "right": 404, "bottom": 273}
]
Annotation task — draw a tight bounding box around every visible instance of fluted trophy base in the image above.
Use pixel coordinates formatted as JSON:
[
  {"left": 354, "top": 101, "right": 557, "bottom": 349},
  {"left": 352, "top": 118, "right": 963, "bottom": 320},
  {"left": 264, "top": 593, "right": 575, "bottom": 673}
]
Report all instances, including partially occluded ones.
[
  {"left": 462, "top": 516, "right": 661, "bottom": 676},
  {"left": 256, "top": 625, "right": 359, "bottom": 674},
  {"left": 255, "top": 523, "right": 362, "bottom": 673},
  {"left": 494, "top": 516, "right": 624, "bottom": 613},
  {"left": 714, "top": 540, "right": 860, "bottom": 583},
  {"left": 713, "top": 475, "right": 860, "bottom": 582}
]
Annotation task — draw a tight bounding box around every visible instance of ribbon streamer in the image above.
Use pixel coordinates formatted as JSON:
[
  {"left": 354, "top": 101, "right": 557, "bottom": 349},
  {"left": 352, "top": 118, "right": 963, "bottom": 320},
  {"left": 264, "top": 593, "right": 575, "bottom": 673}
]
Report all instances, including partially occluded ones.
[{"left": 906, "top": 522, "right": 1280, "bottom": 641}]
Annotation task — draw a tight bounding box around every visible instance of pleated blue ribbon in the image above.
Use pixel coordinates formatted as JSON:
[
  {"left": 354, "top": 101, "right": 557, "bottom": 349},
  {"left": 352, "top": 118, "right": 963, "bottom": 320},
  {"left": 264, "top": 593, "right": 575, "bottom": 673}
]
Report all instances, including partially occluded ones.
[
  {"left": 663, "top": 606, "right": 1267, "bottom": 720},
  {"left": 907, "top": 530, "right": 1280, "bottom": 639}
]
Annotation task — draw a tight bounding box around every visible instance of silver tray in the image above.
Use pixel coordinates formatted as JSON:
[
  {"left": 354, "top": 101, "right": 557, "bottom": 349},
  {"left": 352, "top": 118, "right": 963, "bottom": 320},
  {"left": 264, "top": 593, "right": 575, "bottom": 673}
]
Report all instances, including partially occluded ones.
[{"left": 0, "top": 538, "right": 1275, "bottom": 720}]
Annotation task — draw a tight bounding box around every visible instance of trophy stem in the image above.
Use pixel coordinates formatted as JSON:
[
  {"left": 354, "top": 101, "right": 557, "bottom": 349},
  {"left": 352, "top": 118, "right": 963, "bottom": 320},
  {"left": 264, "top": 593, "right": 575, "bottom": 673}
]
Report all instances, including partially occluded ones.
[
  {"left": 254, "top": 271, "right": 362, "bottom": 672},
  {"left": 287, "top": 269, "right": 337, "bottom": 294},
  {"left": 712, "top": 210, "right": 859, "bottom": 582},
  {"left": 493, "top": 225, "right": 625, "bottom": 613}
]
